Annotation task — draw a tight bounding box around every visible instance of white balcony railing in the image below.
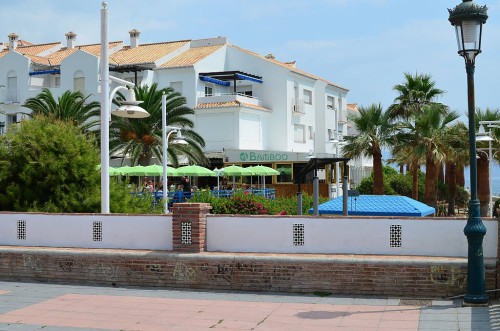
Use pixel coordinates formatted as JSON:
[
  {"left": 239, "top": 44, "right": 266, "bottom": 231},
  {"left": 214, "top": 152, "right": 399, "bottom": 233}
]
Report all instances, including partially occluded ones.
[
  {"left": 0, "top": 89, "right": 20, "bottom": 104},
  {"left": 291, "top": 98, "right": 305, "bottom": 115},
  {"left": 197, "top": 92, "right": 261, "bottom": 107}
]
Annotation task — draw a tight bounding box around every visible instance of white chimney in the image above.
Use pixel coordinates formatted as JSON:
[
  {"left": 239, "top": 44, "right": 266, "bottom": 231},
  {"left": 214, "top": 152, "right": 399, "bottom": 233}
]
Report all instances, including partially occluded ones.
[
  {"left": 8, "top": 33, "right": 18, "bottom": 51},
  {"left": 129, "top": 29, "right": 140, "bottom": 48},
  {"left": 65, "top": 31, "right": 77, "bottom": 49}
]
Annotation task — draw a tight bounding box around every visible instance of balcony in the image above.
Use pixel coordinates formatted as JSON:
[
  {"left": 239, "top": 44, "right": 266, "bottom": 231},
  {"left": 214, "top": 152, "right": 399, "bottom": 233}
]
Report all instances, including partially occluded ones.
[
  {"left": 197, "top": 92, "right": 261, "bottom": 107},
  {"left": 0, "top": 88, "right": 20, "bottom": 104},
  {"left": 291, "top": 98, "right": 305, "bottom": 115}
]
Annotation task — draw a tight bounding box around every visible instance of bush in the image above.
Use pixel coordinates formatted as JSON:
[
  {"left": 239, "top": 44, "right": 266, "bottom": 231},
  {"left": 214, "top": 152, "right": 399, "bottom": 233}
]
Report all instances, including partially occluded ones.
[
  {"left": 455, "top": 186, "right": 469, "bottom": 211},
  {"left": 492, "top": 198, "right": 500, "bottom": 217},
  {"left": 0, "top": 116, "right": 154, "bottom": 213},
  {"left": 0, "top": 116, "right": 101, "bottom": 212},
  {"left": 189, "top": 191, "right": 326, "bottom": 215}
]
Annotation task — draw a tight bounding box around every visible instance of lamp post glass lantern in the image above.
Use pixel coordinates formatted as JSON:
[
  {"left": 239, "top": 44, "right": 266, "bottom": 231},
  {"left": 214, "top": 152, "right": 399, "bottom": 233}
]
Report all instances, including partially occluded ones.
[
  {"left": 448, "top": 0, "right": 488, "bottom": 304},
  {"left": 100, "top": 2, "right": 149, "bottom": 214}
]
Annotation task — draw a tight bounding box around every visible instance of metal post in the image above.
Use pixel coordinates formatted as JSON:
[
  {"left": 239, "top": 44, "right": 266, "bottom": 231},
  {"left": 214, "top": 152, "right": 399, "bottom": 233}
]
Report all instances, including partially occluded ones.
[
  {"left": 162, "top": 92, "right": 168, "bottom": 214},
  {"left": 335, "top": 108, "right": 340, "bottom": 197},
  {"left": 343, "top": 174, "right": 348, "bottom": 216},
  {"left": 488, "top": 128, "right": 492, "bottom": 217},
  {"left": 297, "top": 191, "right": 302, "bottom": 215},
  {"left": 100, "top": 1, "right": 110, "bottom": 214},
  {"left": 313, "top": 176, "right": 319, "bottom": 216},
  {"left": 464, "top": 62, "right": 488, "bottom": 304}
]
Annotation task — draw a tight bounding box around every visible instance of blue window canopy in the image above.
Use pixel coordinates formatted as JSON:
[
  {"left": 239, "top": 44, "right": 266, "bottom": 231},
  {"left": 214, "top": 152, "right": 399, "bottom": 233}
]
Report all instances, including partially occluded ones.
[
  {"left": 200, "top": 76, "right": 230, "bottom": 86},
  {"left": 29, "top": 69, "right": 61, "bottom": 76},
  {"left": 235, "top": 73, "right": 263, "bottom": 84},
  {"left": 199, "top": 70, "right": 263, "bottom": 89}
]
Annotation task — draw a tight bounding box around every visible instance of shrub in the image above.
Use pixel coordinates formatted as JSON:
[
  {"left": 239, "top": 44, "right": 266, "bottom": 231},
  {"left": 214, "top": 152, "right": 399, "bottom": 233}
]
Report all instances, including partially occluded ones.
[
  {"left": 189, "top": 191, "right": 325, "bottom": 215},
  {"left": 492, "top": 198, "right": 500, "bottom": 217},
  {"left": 455, "top": 186, "right": 470, "bottom": 211}
]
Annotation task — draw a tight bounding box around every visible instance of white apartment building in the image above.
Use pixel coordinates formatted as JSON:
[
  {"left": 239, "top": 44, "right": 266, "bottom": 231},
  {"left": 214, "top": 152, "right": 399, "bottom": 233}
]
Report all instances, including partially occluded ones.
[{"left": 0, "top": 30, "right": 372, "bottom": 190}]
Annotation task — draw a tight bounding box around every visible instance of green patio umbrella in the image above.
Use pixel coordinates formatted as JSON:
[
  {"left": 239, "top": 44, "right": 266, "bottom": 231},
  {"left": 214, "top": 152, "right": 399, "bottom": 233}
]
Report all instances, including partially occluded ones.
[
  {"left": 175, "top": 165, "right": 216, "bottom": 177},
  {"left": 247, "top": 165, "right": 280, "bottom": 176},
  {"left": 220, "top": 165, "right": 254, "bottom": 176},
  {"left": 247, "top": 165, "right": 279, "bottom": 189},
  {"left": 123, "top": 165, "right": 147, "bottom": 176},
  {"left": 142, "top": 164, "right": 178, "bottom": 176},
  {"left": 96, "top": 165, "right": 123, "bottom": 176}
]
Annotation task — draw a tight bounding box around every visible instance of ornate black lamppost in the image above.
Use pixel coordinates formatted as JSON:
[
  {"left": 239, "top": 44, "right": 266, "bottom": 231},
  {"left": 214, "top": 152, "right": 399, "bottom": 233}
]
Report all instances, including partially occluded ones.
[{"left": 448, "top": 0, "right": 488, "bottom": 304}]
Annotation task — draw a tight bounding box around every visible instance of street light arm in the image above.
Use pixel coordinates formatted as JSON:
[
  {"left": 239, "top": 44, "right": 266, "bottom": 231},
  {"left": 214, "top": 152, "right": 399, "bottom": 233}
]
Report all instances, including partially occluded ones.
[
  {"left": 109, "top": 75, "right": 134, "bottom": 87},
  {"left": 108, "top": 85, "right": 129, "bottom": 121}
]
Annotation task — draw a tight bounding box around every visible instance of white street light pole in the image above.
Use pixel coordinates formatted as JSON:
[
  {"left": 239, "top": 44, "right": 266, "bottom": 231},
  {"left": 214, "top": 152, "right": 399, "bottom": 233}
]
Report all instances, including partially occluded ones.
[
  {"left": 100, "top": 1, "right": 110, "bottom": 213},
  {"left": 100, "top": 2, "right": 149, "bottom": 213},
  {"left": 161, "top": 92, "right": 187, "bottom": 214}
]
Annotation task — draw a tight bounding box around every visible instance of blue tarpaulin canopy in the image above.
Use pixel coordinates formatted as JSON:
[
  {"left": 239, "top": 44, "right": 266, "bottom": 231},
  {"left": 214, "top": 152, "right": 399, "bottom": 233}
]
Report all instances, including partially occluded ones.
[
  {"left": 29, "top": 69, "right": 60, "bottom": 76},
  {"left": 311, "top": 195, "right": 435, "bottom": 217},
  {"left": 199, "top": 76, "right": 230, "bottom": 86},
  {"left": 235, "top": 73, "right": 263, "bottom": 83},
  {"left": 199, "top": 71, "right": 263, "bottom": 92}
]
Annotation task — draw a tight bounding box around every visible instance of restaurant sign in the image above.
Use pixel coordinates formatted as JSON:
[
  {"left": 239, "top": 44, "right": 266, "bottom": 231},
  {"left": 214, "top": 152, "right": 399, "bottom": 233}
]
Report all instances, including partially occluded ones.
[
  {"left": 239, "top": 151, "right": 288, "bottom": 162},
  {"left": 224, "top": 149, "right": 308, "bottom": 163}
]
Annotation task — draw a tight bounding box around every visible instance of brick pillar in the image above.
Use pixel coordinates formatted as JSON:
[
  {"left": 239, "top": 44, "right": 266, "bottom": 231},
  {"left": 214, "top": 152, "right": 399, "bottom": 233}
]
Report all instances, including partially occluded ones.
[{"left": 171, "top": 203, "right": 211, "bottom": 252}]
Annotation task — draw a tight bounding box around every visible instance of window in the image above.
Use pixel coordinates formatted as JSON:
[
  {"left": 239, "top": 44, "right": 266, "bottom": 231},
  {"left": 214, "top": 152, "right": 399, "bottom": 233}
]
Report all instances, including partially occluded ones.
[
  {"left": 276, "top": 164, "right": 292, "bottom": 183},
  {"left": 6, "top": 70, "right": 17, "bottom": 103},
  {"left": 327, "top": 96, "right": 335, "bottom": 109},
  {"left": 170, "top": 81, "right": 183, "bottom": 94},
  {"left": 73, "top": 70, "right": 85, "bottom": 94},
  {"left": 308, "top": 126, "right": 314, "bottom": 139},
  {"left": 7, "top": 114, "right": 17, "bottom": 125},
  {"left": 205, "top": 85, "right": 213, "bottom": 96},
  {"left": 328, "top": 129, "right": 334, "bottom": 140},
  {"left": 54, "top": 75, "right": 61, "bottom": 88},
  {"left": 237, "top": 85, "right": 253, "bottom": 97},
  {"left": 294, "top": 124, "right": 305, "bottom": 143},
  {"left": 303, "top": 89, "right": 312, "bottom": 105}
]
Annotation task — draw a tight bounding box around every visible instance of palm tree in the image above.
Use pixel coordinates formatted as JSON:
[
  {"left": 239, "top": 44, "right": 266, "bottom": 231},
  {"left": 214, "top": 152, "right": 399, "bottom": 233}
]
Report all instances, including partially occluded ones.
[
  {"left": 399, "top": 105, "right": 459, "bottom": 208},
  {"left": 342, "top": 104, "right": 395, "bottom": 195},
  {"left": 109, "top": 83, "right": 206, "bottom": 166},
  {"left": 388, "top": 72, "right": 447, "bottom": 202},
  {"left": 388, "top": 72, "right": 446, "bottom": 120},
  {"left": 474, "top": 108, "right": 500, "bottom": 216},
  {"left": 443, "top": 122, "right": 469, "bottom": 215},
  {"left": 23, "top": 88, "right": 100, "bottom": 132}
]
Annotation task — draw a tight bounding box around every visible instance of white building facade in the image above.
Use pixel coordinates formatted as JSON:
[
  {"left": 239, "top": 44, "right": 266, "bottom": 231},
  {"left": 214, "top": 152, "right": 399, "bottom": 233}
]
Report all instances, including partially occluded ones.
[{"left": 0, "top": 31, "right": 372, "bottom": 192}]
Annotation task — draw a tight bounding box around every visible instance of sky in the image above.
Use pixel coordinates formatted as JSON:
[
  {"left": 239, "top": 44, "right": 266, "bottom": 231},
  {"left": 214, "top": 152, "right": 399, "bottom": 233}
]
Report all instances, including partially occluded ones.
[{"left": 2, "top": 0, "right": 500, "bottom": 116}]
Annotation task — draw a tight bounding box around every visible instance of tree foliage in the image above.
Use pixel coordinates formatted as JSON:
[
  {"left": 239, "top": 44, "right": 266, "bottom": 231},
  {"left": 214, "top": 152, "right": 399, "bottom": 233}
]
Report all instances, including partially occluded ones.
[
  {"left": 23, "top": 88, "right": 100, "bottom": 132},
  {"left": 110, "top": 83, "right": 207, "bottom": 166},
  {"left": 0, "top": 116, "right": 152, "bottom": 213}
]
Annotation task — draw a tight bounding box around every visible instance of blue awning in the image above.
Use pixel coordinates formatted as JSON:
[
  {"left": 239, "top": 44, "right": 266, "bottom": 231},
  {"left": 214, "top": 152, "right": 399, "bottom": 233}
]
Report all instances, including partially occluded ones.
[
  {"left": 200, "top": 76, "right": 230, "bottom": 86},
  {"left": 29, "top": 69, "right": 61, "bottom": 76},
  {"left": 235, "top": 73, "right": 263, "bottom": 83}
]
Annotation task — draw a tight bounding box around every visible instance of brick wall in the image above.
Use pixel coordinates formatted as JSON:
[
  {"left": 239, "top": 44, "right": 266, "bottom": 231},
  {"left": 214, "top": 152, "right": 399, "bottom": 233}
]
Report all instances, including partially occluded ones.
[
  {"left": 0, "top": 247, "right": 494, "bottom": 298},
  {"left": 0, "top": 204, "right": 498, "bottom": 299}
]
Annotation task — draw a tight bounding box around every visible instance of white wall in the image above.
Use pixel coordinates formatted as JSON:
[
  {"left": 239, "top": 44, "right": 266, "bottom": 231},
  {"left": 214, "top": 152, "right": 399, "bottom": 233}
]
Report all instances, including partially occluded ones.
[
  {"left": 61, "top": 50, "right": 99, "bottom": 101},
  {"left": 0, "top": 213, "right": 172, "bottom": 250},
  {"left": 207, "top": 216, "right": 499, "bottom": 258}
]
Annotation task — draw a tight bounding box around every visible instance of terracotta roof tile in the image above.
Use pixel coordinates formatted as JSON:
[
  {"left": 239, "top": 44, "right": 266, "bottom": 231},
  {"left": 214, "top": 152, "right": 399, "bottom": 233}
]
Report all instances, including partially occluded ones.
[
  {"left": 110, "top": 41, "right": 189, "bottom": 66},
  {"left": 195, "top": 101, "right": 270, "bottom": 112},
  {"left": 16, "top": 42, "right": 61, "bottom": 55},
  {"left": 0, "top": 42, "right": 61, "bottom": 59},
  {"left": 160, "top": 44, "right": 224, "bottom": 68},
  {"left": 229, "top": 44, "right": 348, "bottom": 91},
  {"left": 42, "top": 41, "right": 123, "bottom": 66}
]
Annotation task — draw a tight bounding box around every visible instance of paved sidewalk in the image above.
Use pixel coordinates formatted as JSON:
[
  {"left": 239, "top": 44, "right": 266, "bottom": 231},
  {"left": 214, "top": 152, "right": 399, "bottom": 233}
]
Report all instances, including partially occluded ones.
[{"left": 0, "top": 281, "right": 497, "bottom": 331}]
